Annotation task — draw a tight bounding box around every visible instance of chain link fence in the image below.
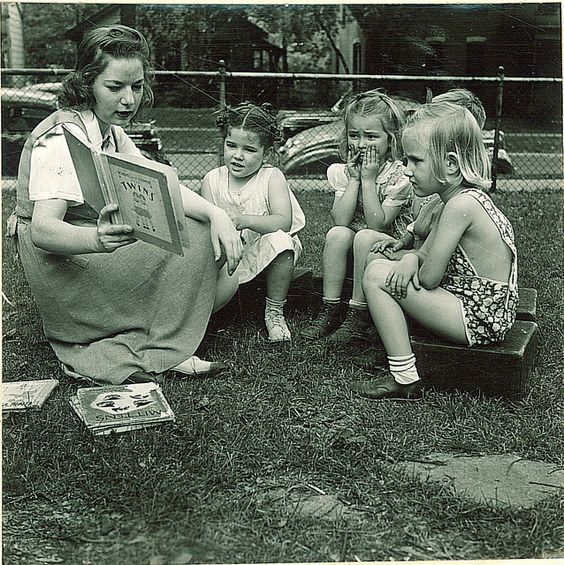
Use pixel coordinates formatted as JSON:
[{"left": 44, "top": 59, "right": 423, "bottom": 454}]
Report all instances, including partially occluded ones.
[{"left": 2, "top": 68, "right": 562, "bottom": 193}]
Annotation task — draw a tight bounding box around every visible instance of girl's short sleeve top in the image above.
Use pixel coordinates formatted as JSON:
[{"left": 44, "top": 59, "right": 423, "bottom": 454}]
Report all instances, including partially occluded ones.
[
  {"left": 326, "top": 160, "right": 413, "bottom": 235},
  {"left": 327, "top": 163, "right": 350, "bottom": 199},
  {"left": 377, "top": 160, "right": 412, "bottom": 208},
  {"left": 28, "top": 109, "right": 142, "bottom": 205}
]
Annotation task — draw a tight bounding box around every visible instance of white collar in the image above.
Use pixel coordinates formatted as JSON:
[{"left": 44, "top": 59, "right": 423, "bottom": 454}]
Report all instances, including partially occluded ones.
[{"left": 78, "top": 109, "right": 114, "bottom": 151}]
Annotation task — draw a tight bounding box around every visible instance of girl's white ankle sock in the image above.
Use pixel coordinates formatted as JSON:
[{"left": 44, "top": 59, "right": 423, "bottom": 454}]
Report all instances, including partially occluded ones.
[
  {"left": 265, "top": 297, "right": 286, "bottom": 313},
  {"left": 349, "top": 299, "right": 368, "bottom": 310},
  {"left": 388, "top": 353, "right": 420, "bottom": 384}
]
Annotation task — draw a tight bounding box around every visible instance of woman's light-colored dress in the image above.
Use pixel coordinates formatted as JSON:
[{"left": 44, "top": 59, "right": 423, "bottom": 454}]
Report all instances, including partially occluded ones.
[{"left": 11, "top": 109, "right": 219, "bottom": 385}]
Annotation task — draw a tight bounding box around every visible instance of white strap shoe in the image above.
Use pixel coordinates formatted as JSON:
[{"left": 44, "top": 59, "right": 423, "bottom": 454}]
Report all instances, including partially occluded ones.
[{"left": 172, "top": 356, "right": 228, "bottom": 377}]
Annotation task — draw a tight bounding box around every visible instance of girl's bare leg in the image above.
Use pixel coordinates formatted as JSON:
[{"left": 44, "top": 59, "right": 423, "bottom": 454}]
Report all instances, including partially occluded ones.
[
  {"left": 352, "top": 229, "right": 391, "bottom": 303},
  {"left": 351, "top": 259, "right": 468, "bottom": 400},
  {"left": 265, "top": 250, "right": 294, "bottom": 301},
  {"left": 301, "top": 227, "right": 354, "bottom": 340},
  {"left": 263, "top": 250, "right": 295, "bottom": 342},
  {"left": 363, "top": 259, "right": 469, "bottom": 355},
  {"left": 213, "top": 264, "right": 239, "bottom": 313},
  {"left": 323, "top": 226, "right": 355, "bottom": 299}
]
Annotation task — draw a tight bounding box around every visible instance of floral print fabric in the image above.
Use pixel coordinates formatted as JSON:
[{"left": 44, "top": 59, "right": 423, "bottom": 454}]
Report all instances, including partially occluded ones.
[{"left": 441, "top": 188, "right": 518, "bottom": 346}]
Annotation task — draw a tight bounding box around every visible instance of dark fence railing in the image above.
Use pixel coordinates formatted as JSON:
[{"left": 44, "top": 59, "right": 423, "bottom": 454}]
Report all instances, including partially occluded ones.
[{"left": 2, "top": 67, "right": 562, "bottom": 194}]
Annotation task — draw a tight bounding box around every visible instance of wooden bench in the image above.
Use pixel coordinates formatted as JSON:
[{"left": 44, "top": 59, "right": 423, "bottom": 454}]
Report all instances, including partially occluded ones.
[
  {"left": 212, "top": 267, "right": 315, "bottom": 321},
  {"left": 215, "top": 271, "right": 539, "bottom": 399},
  {"left": 411, "top": 320, "right": 539, "bottom": 400}
]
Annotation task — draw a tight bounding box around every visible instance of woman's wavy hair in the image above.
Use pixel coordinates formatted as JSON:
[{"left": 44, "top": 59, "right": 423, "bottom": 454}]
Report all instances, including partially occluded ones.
[
  {"left": 58, "top": 25, "right": 154, "bottom": 116},
  {"left": 337, "top": 89, "right": 406, "bottom": 162},
  {"left": 403, "top": 102, "right": 491, "bottom": 191},
  {"left": 216, "top": 102, "right": 282, "bottom": 153}
]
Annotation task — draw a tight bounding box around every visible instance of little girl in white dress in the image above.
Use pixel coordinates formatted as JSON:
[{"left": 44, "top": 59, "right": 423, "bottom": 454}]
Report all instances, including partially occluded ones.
[{"left": 202, "top": 102, "right": 305, "bottom": 342}]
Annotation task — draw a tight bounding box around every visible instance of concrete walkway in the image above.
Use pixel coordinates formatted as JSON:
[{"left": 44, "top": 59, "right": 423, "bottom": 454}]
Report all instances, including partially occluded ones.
[{"left": 396, "top": 453, "right": 563, "bottom": 509}]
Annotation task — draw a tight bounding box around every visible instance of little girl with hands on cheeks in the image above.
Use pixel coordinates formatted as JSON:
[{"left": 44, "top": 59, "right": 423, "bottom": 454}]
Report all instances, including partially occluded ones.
[
  {"left": 202, "top": 102, "right": 305, "bottom": 343},
  {"left": 350, "top": 102, "right": 518, "bottom": 401},
  {"left": 301, "top": 90, "right": 413, "bottom": 344}
]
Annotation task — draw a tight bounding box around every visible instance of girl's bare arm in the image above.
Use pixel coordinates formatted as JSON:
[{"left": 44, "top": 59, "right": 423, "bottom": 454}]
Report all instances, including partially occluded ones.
[
  {"left": 331, "top": 178, "right": 360, "bottom": 225},
  {"left": 360, "top": 147, "right": 404, "bottom": 230},
  {"left": 417, "top": 196, "right": 471, "bottom": 289},
  {"left": 234, "top": 168, "right": 292, "bottom": 234}
]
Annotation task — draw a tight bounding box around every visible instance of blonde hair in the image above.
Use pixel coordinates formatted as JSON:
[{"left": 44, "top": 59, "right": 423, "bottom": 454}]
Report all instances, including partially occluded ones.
[
  {"left": 403, "top": 102, "right": 491, "bottom": 191},
  {"left": 431, "top": 88, "right": 486, "bottom": 129},
  {"left": 338, "top": 89, "right": 405, "bottom": 162}
]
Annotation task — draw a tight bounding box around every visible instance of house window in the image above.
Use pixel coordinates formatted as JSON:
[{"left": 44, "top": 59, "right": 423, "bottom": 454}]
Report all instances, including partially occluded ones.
[
  {"left": 253, "top": 50, "right": 264, "bottom": 70},
  {"left": 353, "top": 42, "right": 362, "bottom": 74},
  {"left": 466, "top": 36, "right": 487, "bottom": 76}
]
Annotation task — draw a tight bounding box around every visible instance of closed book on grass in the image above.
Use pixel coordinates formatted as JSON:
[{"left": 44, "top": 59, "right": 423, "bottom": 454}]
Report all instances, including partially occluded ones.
[
  {"left": 2, "top": 379, "right": 59, "bottom": 411},
  {"left": 69, "top": 382, "right": 175, "bottom": 435},
  {"left": 62, "top": 124, "right": 189, "bottom": 256}
]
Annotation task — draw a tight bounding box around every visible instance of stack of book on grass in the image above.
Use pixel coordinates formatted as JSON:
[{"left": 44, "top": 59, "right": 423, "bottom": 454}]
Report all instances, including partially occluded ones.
[
  {"left": 2, "top": 379, "right": 59, "bottom": 412},
  {"left": 70, "top": 382, "right": 175, "bottom": 435}
]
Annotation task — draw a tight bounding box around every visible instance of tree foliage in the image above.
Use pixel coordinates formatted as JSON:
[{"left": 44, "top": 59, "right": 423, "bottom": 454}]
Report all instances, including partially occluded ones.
[
  {"left": 247, "top": 5, "right": 340, "bottom": 72},
  {"left": 21, "top": 3, "right": 104, "bottom": 68}
]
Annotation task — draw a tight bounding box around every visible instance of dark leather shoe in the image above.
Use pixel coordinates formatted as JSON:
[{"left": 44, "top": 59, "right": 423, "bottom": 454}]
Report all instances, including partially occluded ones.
[
  {"left": 301, "top": 302, "right": 343, "bottom": 340},
  {"left": 350, "top": 373, "right": 423, "bottom": 401}
]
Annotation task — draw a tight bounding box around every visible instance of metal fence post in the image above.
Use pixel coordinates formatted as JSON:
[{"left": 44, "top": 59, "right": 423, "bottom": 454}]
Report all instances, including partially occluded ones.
[
  {"left": 491, "top": 65, "right": 505, "bottom": 193},
  {"left": 217, "top": 59, "right": 227, "bottom": 166}
]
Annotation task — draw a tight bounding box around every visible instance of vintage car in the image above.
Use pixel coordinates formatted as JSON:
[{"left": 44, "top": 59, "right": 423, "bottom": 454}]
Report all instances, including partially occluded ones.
[
  {"left": 278, "top": 97, "right": 513, "bottom": 176},
  {"left": 1, "top": 84, "right": 170, "bottom": 177}
]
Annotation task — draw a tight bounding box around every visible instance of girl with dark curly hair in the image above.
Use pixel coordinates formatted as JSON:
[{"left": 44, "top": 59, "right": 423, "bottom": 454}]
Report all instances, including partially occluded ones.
[{"left": 202, "top": 102, "right": 305, "bottom": 342}]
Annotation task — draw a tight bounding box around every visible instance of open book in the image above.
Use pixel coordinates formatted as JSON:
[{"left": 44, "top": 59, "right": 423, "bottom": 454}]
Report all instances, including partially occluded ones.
[
  {"left": 2, "top": 379, "right": 59, "bottom": 412},
  {"left": 63, "top": 125, "right": 189, "bottom": 256},
  {"left": 69, "top": 382, "right": 175, "bottom": 435}
]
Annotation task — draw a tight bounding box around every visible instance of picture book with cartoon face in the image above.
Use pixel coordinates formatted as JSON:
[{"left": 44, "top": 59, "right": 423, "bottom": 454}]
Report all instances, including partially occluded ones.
[{"left": 70, "top": 382, "right": 175, "bottom": 435}]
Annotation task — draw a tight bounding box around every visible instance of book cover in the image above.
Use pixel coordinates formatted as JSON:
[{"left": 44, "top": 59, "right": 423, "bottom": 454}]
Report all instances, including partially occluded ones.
[
  {"left": 70, "top": 382, "right": 175, "bottom": 435},
  {"left": 2, "top": 379, "right": 59, "bottom": 411},
  {"left": 62, "top": 125, "right": 189, "bottom": 256}
]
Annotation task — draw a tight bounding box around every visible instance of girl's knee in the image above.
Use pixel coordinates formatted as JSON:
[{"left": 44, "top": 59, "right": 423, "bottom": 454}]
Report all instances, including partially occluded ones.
[
  {"left": 354, "top": 229, "right": 389, "bottom": 252},
  {"left": 326, "top": 226, "right": 354, "bottom": 250},
  {"left": 326, "top": 226, "right": 353, "bottom": 242},
  {"left": 363, "top": 259, "right": 391, "bottom": 288}
]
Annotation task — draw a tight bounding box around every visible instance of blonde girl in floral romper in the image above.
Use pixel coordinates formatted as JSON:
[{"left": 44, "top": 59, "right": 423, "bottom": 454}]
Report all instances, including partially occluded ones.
[{"left": 354, "top": 102, "right": 518, "bottom": 401}]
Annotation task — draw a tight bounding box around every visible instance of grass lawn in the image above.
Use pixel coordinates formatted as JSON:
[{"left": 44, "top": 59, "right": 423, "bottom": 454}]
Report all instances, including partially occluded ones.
[{"left": 2, "top": 186, "right": 563, "bottom": 564}]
